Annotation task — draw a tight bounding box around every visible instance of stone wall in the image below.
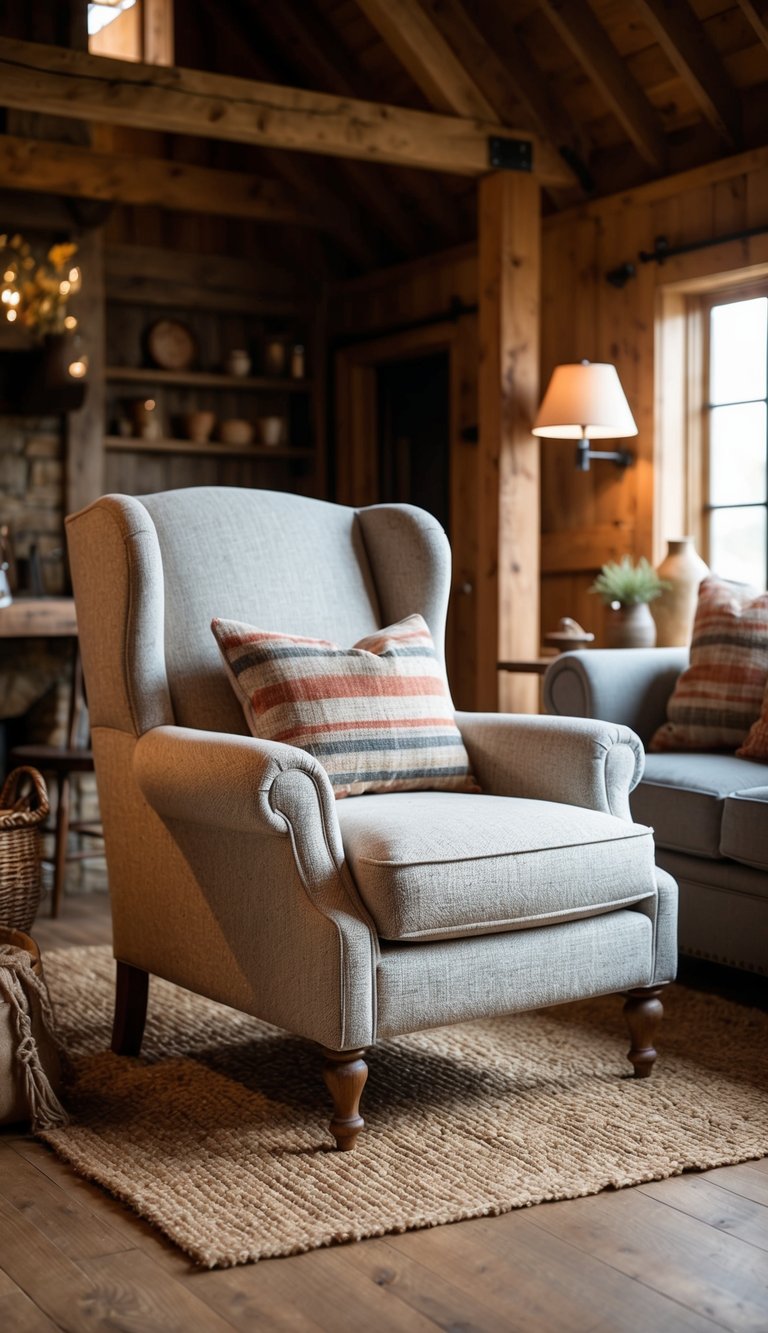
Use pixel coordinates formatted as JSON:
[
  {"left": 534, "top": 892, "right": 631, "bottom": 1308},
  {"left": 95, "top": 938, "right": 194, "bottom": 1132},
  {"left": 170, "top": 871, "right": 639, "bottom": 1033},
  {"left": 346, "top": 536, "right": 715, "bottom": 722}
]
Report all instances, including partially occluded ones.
[
  {"left": 0, "top": 414, "right": 66, "bottom": 597},
  {"left": 1, "top": 413, "right": 106, "bottom": 898}
]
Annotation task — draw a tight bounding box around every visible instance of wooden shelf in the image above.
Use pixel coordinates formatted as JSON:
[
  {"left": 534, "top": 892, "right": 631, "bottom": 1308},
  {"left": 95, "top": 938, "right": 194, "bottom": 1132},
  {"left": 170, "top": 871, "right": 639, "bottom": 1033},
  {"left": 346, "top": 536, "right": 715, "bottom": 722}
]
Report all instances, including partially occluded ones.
[
  {"left": 106, "top": 366, "right": 312, "bottom": 392},
  {"left": 104, "top": 435, "right": 313, "bottom": 459}
]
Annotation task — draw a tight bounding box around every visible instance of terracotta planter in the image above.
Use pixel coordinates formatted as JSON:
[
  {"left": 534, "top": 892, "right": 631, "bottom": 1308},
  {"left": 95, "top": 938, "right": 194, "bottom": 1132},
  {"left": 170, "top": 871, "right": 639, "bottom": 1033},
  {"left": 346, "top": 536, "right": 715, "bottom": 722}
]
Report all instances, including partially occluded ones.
[
  {"left": 605, "top": 602, "right": 657, "bottom": 649},
  {"left": 651, "top": 537, "right": 709, "bottom": 647}
]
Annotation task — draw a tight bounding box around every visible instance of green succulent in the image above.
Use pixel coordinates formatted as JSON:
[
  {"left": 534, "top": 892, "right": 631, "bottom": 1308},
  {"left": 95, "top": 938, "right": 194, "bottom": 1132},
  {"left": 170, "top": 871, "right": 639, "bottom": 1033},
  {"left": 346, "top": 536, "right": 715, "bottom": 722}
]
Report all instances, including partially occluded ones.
[{"left": 588, "top": 556, "right": 671, "bottom": 606}]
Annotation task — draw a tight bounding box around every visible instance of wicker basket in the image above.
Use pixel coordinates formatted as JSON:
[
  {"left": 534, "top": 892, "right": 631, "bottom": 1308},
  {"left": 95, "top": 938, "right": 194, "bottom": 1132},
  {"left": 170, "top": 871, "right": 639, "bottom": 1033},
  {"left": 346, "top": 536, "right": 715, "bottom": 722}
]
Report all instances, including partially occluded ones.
[{"left": 0, "top": 767, "right": 49, "bottom": 932}]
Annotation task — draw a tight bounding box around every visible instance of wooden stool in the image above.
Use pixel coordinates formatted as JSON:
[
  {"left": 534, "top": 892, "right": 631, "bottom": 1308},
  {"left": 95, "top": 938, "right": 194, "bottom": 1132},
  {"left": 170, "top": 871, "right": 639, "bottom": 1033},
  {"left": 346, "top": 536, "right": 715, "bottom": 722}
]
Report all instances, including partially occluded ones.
[{"left": 9, "top": 650, "right": 103, "bottom": 917}]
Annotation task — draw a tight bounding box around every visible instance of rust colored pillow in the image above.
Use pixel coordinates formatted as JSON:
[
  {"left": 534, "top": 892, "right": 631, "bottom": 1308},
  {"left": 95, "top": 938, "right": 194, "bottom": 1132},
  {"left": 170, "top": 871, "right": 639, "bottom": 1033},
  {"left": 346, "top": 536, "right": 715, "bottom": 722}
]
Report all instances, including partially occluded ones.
[
  {"left": 649, "top": 576, "right": 768, "bottom": 753},
  {"left": 738, "top": 678, "right": 768, "bottom": 759}
]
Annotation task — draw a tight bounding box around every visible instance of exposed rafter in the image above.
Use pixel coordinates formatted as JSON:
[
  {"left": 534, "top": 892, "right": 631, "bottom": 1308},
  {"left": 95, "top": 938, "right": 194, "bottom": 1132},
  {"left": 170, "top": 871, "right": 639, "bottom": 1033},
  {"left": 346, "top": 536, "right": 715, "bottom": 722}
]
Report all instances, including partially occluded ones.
[
  {"left": 536, "top": 0, "right": 667, "bottom": 171},
  {"left": 633, "top": 0, "right": 741, "bottom": 148},
  {"left": 241, "top": 0, "right": 429, "bottom": 258},
  {"left": 354, "top": 0, "right": 497, "bottom": 119},
  {"left": 415, "top": 0, "right": 585, "bottom": 192},
  {"left": 471, "top": 0, "right": 590, "bottom": 169},
  {"left": 735, "top": 0, "right": 768, "bottom": 51},
  {"left": 0, "top": 134, "right": 319, "bottom": 227},
  {"left": 0, "top": 37, "right": 571, "bottom": 183}
]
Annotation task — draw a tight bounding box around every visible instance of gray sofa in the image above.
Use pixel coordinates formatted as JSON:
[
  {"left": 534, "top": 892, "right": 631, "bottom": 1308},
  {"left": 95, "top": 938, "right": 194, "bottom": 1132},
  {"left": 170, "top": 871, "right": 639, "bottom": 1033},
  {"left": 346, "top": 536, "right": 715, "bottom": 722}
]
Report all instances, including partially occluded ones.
[{"left": 545, "top": 649, "right": 768, "bottom": 976}]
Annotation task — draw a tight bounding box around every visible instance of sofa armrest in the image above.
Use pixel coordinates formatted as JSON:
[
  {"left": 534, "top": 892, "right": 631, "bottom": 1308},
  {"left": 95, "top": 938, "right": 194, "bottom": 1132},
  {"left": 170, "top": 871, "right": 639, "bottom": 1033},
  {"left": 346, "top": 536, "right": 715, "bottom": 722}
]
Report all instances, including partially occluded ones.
[
  {"left": 543, "top": 648, "right": 689, "bottom": 744},
  {"left": 455, "top": 712, "right": 644, "bottom": 820}
]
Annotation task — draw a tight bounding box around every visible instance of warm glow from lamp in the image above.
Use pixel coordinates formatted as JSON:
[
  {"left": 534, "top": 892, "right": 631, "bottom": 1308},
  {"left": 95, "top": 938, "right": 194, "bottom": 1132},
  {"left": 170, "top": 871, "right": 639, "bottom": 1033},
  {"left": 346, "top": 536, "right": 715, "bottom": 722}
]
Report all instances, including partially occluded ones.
[{"left": 532, "top": 360, "right": 637, "bottom": 471}]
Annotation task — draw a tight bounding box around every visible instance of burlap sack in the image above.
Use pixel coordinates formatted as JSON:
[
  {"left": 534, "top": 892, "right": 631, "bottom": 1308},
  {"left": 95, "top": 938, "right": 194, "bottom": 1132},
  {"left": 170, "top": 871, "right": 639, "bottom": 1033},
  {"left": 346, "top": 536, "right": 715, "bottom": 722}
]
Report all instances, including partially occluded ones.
[{"left": 0, "top": 926, "right": 67, "bottom": 1129}]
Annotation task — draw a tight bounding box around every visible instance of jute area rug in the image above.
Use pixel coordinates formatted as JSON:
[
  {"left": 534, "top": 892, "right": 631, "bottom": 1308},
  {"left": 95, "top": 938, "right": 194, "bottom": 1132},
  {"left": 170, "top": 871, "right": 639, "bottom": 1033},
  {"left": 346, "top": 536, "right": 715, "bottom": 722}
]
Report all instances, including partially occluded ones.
[{"left": 39, "top": 945, "right": 768, "bottom": 1269}]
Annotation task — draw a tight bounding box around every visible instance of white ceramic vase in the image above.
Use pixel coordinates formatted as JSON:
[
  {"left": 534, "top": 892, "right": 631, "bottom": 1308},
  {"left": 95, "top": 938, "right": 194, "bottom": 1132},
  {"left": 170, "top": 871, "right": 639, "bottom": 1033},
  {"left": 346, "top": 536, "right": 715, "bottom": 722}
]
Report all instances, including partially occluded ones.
[{"left": 651, "top": 537, "right": 709, "bottom": 647}]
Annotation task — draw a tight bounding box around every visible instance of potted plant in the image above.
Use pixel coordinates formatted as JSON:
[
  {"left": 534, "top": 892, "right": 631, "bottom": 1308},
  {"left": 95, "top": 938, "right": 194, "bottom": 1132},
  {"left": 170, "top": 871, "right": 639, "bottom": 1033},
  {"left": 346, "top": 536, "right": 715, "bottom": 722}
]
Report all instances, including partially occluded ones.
[{"left": 589, "top": 556, "right": 671, "bottom": 648}]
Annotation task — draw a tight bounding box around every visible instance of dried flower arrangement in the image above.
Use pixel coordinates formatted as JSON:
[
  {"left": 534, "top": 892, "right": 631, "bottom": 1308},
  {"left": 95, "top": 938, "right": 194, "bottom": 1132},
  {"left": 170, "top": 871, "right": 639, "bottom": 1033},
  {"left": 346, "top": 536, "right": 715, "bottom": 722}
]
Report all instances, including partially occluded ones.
[{"left": 0, "top": 234, "right": 81, "bottom": 337}]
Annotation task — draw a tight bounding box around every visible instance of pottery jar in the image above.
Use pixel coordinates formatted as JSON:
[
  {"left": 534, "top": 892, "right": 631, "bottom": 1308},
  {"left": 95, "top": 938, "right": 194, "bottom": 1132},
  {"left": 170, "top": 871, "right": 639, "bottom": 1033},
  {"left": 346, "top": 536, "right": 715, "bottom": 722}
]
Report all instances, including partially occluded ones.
[
  {"left": 604, "top": 601, "right": 657, "bottom": 649},
  {"left": 651, "top": 537, "right": 709, "bottom": 647}
]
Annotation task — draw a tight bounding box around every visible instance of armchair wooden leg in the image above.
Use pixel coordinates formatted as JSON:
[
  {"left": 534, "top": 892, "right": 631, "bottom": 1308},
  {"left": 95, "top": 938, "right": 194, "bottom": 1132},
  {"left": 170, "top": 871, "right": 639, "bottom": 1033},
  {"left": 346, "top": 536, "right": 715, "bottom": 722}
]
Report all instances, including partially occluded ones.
[
  {"left": 112, "top": 961, "right": 149, "bottom": 1057},
  {"left": 321, "top": 1048, "right": 368, "bottom": 1151},
  {"left": 623, "top": 984, "right": 667, "bottom": 1078}
]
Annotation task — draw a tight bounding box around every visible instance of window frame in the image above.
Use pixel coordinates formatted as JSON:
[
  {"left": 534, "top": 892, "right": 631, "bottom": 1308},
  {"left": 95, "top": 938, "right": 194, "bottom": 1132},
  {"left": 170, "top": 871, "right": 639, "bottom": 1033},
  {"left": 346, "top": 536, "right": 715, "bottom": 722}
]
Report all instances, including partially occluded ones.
[{"left": 694, "top": 279, "right": 768, "bottom": 584}]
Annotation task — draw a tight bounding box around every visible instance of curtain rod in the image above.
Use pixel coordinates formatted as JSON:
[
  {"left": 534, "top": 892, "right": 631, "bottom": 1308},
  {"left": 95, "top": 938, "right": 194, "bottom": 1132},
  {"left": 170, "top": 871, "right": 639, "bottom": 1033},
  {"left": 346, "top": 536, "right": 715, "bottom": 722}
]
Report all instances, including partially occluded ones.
[{"left": 605, "top": 223, "right": 768, "bottom": 288}]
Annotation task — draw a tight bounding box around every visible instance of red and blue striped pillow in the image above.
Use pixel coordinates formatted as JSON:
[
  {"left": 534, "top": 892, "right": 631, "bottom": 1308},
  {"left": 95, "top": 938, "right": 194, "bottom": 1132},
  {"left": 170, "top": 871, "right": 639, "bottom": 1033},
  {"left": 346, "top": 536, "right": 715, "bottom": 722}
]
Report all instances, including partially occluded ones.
[{"left": 212, "top": 613, "right": 479, "bottom": 798}]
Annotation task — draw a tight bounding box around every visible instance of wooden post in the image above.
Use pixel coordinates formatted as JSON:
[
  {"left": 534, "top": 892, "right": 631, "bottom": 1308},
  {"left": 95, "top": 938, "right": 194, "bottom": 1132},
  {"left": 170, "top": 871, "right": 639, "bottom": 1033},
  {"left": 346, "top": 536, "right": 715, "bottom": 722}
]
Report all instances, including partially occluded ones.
[
  {"left": 65, "top": 226, "right": 105, "bottom": 518},
  {"left": 477, "top": 171, "right": 541, "bottom": 713}
]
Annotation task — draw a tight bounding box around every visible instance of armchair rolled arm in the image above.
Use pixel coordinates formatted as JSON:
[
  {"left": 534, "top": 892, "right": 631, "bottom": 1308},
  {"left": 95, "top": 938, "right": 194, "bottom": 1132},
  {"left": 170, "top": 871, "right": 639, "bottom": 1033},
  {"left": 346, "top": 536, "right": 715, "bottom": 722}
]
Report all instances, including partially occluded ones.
[
  {"left": 455, "top": 712, "right": 644, "bottom": 820},
  {"left": 543, "top": 648, "right": 688, "bottom": 745},
  {"left": 133, "top": 726, "right": 377, "bottom": 1052},
  {"left": 134, "top": 725, "right": 342, "bottom": 852}
]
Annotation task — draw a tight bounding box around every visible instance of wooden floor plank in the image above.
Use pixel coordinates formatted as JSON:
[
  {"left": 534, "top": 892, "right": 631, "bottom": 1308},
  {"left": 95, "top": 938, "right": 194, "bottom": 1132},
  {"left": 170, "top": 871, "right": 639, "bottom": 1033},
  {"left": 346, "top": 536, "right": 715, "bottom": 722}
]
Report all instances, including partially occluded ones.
[
  {"left": 188, "top": 1244, "right": 444, "bottom": 1333},
  {"left": 382, "top": 1211, "right": 723, "bottom": 1333},
  {"left": 77, "top": 1250, "right": 239, "bottom": 1332},
  {"left": 0, "top": 1289, "right": 60, "bottom": 1332},
  {"left": 525, "top": 1188, "right": 768, "bottom": 1331},
  {"left": 700, "top": 1163, "right": 768, "bottom": 1208},
  {"left": 640, "top": 1175, "right": 768, "bottom": 1252},
  {"left": 0, "top": 1142, "right": 135, "bottom": 1262},
  {"left": 339, "top": 1234, "right": 513, "bottom": 1332},
  {"left": 181, "top": 1264, "right": 326, "bottom": 1333},
  {"left": 0, "top": 1191, "right": 109, "bottom": 1331}
]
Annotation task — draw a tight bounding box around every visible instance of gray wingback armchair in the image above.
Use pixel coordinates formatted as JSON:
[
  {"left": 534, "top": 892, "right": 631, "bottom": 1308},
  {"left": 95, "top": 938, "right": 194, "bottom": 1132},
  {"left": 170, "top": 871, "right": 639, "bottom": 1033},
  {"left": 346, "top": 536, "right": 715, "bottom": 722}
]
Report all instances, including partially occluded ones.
[{"left": 66, "top": 488, "right": 677, "bottom": 1150}]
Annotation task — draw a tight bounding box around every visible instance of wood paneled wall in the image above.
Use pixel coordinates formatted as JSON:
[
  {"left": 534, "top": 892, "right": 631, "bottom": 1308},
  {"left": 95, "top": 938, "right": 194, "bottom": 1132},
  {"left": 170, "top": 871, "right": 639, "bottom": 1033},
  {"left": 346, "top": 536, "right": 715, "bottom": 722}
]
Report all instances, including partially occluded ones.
[
  {"left": 331, "top": 146, "right": 768, "bottom": 699},
  {"left": 541, "top": 145, "right": 768, "bottom": 644}
]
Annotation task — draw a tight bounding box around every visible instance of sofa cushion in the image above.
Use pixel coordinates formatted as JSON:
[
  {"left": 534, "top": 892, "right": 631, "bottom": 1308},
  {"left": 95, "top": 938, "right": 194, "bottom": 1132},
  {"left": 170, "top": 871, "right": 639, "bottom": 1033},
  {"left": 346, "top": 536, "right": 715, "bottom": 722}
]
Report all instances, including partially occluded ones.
[
  {"left": 649, "top": 577, "right": 768, "bottom": 754},
  {"left": 212, "top": 612, "right": 478, "bottom": 799},
  {"left": 336, "top": 790, "right": 656, "bottom": 942},
  {"left": 721, "top": 787, "right": 768, "bottom": 872},
  {"left": 632, "top": 753, "right": 768, "bottom": 859}
]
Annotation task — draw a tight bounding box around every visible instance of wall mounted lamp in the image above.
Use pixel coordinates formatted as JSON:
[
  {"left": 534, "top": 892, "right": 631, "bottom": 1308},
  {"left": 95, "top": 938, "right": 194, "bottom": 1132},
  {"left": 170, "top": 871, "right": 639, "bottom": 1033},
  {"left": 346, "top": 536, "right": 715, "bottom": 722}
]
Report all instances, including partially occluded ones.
[{"left": 532, "top": 360, "right": 637, "bottom": 472}]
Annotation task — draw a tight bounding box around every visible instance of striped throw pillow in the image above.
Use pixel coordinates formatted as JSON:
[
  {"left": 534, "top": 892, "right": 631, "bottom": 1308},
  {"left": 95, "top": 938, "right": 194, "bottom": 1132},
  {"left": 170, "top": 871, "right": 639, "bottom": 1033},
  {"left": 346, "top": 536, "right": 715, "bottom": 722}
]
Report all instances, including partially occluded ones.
[
  {"left": 649, "top": 577, "right": 768, "bottom": 753},
  {"left": 212, "top": 613, "right": 479, "bottom": 798}
]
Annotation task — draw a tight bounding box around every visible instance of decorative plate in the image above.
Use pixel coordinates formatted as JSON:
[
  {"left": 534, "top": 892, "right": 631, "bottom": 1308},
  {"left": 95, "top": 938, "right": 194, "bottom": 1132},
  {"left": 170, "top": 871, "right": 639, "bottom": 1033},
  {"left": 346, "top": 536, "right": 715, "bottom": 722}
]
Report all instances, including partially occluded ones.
[{"left": 146, "top": 319, "right": 197, "bottom": 371}]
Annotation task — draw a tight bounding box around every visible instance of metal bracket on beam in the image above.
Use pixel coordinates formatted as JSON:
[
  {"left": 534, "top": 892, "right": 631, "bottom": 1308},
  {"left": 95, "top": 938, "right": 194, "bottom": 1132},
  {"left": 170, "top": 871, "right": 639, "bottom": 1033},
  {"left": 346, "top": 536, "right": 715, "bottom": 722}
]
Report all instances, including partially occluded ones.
[{"left": 488, "top": 136, "right": 533, "bottom": 172}]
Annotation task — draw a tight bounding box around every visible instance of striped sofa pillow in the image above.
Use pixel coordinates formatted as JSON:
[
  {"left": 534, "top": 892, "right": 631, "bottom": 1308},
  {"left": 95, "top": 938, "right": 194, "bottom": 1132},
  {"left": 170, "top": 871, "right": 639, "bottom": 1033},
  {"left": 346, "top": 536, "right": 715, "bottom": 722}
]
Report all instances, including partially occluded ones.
[
  {"left": 650, "top": 577, "right": 768, "bottom": 753},
  {"left": 212, "top": 613, "right": 479, "bottom": 798}
]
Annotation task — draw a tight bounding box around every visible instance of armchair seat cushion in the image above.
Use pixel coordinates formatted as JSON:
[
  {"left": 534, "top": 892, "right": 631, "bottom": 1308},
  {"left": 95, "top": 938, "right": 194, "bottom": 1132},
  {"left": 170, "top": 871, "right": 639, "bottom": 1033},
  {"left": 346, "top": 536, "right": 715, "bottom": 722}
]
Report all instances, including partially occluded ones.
[
  {"left": 336, "top": 791, "right": 657, "bottom": 942},
  {"left": 632, "top": 753, "right": 768, "bottom": 859}
]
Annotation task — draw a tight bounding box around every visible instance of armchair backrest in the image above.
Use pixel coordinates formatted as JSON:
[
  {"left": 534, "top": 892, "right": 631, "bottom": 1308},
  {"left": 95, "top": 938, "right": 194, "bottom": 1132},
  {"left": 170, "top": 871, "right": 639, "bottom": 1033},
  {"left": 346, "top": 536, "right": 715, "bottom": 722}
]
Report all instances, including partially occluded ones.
[{"left": 66, "top": 487, "right": 451, "bottom": 738}]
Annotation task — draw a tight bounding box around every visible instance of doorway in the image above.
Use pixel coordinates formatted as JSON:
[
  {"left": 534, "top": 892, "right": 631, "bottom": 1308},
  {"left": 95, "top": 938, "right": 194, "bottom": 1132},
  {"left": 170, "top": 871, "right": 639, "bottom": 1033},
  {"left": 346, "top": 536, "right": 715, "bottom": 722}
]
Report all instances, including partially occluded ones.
[
  {"left": 376, "top": 351, "right": 450, "bottom": 531},
  {"left": 335, "top": 318, "right": 478, "bottom": 707}
]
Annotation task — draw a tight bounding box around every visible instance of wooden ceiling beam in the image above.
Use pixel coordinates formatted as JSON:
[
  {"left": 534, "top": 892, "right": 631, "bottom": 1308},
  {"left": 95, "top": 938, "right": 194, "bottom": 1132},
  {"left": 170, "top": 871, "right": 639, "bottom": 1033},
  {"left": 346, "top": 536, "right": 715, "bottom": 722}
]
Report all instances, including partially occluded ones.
[
  {"left": 536, "top": 0, "right": 667, "bottom": 171},
  {"left": 0, "top": 133, "right": 321, "bottom": 227},
  {"left": 354, "top": 0, "right": 497, "bottom": 119},
  {"left": 731, "top": 2, "right": 768, "bottom": 56},
  {"left": 0, "top": 36, "right": 571, "bottom": 183},
  {"left": 632, "top": 0, "right": 741, "bottom": 148}
]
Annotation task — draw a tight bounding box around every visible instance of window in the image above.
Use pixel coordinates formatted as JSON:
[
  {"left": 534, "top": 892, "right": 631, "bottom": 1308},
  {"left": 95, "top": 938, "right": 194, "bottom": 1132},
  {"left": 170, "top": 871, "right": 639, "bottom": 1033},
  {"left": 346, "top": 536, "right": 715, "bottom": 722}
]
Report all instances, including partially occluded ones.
[
  {"left": 88, "top": 0, "right": 172, "bottom": 64},
  {"left": 705, "top": 291, "right": 768, "bottom": 589}
]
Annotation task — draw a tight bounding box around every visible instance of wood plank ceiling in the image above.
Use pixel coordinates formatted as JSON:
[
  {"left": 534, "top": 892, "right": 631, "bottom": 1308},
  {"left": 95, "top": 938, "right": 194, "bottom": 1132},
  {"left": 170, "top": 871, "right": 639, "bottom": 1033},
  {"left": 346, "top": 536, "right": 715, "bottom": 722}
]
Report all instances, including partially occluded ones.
[
  {"left": 182, "top": 0, "right": 768, "bottom": 268},
  {"left": 3, "top": 0, "right": 768, "bottom": 272}
]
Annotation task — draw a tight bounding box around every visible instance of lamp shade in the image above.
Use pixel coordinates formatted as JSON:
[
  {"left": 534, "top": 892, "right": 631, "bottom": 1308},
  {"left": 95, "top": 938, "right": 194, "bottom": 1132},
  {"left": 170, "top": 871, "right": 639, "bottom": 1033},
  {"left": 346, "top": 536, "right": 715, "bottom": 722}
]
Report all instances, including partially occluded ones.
[{"left": 532, "top": 361, "right": 638, "bottom": 440}]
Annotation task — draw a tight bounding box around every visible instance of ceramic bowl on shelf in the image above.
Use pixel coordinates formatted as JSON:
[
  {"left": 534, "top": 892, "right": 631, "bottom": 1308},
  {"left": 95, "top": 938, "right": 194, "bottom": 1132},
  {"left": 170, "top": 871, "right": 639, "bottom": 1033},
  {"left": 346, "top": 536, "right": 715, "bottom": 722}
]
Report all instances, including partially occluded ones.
[
  {"left": 183, "top": 410, "right": 216, "bottom": 444},
  {"left": 258, "top": 415, "right": 286, "bottom": 447},
  {"left": 218, "top": 418, "right": 254, "bottom": 447}
]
